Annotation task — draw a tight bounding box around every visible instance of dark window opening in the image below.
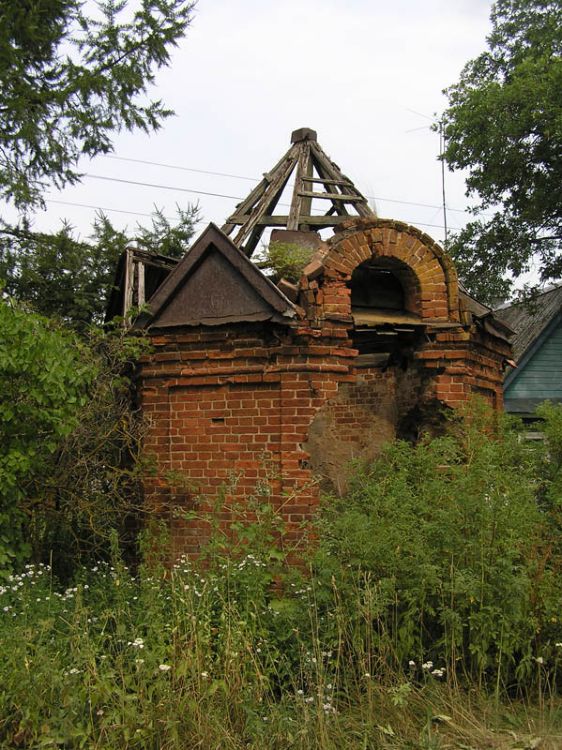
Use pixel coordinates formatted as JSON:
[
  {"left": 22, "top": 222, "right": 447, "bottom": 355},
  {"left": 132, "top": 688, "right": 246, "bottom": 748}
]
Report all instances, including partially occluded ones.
[{"left": 350, "top": 266, "right": 404, "bottom": 312}]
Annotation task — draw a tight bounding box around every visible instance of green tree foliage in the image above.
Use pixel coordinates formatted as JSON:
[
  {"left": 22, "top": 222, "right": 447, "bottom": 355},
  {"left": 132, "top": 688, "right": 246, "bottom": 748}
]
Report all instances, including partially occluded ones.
[
  {"left": 0, "top": 302, "right": 93, "bottom": 571},
  {"left": 0, "top": 301, "right": 151, "bottom": 574},
  {"left": 441, "top": 0, "right": 562, "bottom": 303},
  {"left": 23, "top": 326, "right": 151, "bottom": 574},
  {"left": 0, "top": 205, "right": 199, "bottom": 329},
  {"left": 0, "top": 0, "right": 195, "bottom": 209}
]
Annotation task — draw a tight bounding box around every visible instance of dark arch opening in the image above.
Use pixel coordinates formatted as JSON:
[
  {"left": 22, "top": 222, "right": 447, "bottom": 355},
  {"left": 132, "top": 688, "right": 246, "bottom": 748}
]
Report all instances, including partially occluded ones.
[
  {"left": 349, "top": 257, "right": 420, "bottom": 316},
  {"left": 351, "top": 265, "right": 405, "bottom": 311},
  {"left": 349, "top": 258, "right": 422, "bottom": 362}
]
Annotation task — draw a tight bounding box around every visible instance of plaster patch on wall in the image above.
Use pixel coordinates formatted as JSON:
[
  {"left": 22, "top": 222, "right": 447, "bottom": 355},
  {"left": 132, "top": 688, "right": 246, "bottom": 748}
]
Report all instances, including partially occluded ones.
[{"left": 304, "top": 367, "right": 424, "bottom": 494}]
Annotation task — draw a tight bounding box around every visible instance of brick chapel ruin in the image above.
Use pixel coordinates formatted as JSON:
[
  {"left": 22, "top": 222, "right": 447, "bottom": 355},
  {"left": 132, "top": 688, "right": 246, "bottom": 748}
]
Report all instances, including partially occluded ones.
[{"left": 108, "top": 128, "right": 513, "bottom": 557}]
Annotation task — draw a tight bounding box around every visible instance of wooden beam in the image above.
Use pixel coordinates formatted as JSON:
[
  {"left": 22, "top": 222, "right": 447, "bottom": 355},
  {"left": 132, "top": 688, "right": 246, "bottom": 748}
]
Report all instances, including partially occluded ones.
[
  {"left": 298, "top": 190, "right": 366, "bottom": 202},
  {"left": 227, "top": 214, "right": 351, "bottom": 227},
  {"left": 232, "top": 144, "right": 299, "bottom": 249},
  {"left": 136, "top": 259, "right": 145, "bottom": 306},
  {"left": 243, "top": 225, "right": 266, "bottom": 257},
  {"left": 287, "top": 141, "right": 312, "bottom": 231},
  {"left": 311, "top": 141, "right": 374, "bottom": 218},
  {"left": 123, "top": 248, "right": 134, "bottom": 323},
  {"left": 302, "top": 176, "right": 353, "bottom": 187},
  {"left": 222, "top": 144, "right": 299, "bottom": 236}
]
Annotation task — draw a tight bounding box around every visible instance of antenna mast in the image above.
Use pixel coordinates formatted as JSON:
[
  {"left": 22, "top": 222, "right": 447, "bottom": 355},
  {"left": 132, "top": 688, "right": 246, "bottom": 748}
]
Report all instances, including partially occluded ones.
[{"left": 439, "top": 119, "right": 448, "bottom": 246}]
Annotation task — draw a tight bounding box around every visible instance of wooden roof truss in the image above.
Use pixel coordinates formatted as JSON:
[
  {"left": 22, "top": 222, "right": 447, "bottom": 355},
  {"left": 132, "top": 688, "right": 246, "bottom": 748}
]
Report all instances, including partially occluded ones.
[{"left": 222, "top": 127, "right": 375, "bottom": 256}]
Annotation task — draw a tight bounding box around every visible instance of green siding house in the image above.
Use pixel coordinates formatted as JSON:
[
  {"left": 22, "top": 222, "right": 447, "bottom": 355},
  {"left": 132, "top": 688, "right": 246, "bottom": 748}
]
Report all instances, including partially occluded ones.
[{"left": 498, "top": 284, "right": 562, "bottom": 416}]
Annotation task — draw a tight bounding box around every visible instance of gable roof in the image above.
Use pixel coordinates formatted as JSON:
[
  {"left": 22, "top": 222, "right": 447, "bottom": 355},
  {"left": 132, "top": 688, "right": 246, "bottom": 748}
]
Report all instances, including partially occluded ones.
[
  {"left": 496, "top": 284, "right": 562, "bottom": 362},
  {"left": 135, "top": 223, "right": 296, "bottom": 330}
]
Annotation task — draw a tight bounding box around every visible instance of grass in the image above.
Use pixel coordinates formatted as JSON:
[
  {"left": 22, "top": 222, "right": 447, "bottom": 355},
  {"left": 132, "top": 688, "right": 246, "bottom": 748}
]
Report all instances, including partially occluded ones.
[{"left": 1, "top": 555, "right": 562, "bottom": 749}]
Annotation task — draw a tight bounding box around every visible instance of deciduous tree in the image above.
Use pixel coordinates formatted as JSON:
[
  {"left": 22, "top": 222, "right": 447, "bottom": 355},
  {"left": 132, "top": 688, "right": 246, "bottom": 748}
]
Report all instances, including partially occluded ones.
[{"left": 441, "top": 0, "right": 561, "bottom": 303}]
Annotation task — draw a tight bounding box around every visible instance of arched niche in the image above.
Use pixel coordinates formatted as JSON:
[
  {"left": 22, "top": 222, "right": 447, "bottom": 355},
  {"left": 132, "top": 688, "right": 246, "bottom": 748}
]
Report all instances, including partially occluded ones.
[
  {"left": 349, "top": 256, "right": 421, "bottom": 321},
  {"left": 348, "top": 256, "right": 423, "bottom": 362}
]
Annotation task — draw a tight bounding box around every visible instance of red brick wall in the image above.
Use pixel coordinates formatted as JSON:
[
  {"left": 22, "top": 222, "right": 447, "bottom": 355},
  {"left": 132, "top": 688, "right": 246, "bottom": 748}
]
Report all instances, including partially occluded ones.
[{"left": 138, "top": 324, "right": 356, "bottom": 558}]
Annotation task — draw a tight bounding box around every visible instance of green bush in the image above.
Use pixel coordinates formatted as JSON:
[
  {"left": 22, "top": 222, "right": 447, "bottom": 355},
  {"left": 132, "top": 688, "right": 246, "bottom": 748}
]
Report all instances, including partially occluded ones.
[
  {"left": 0, "top": 302, "right": 93, "bottom": 572},
  {"left": 314, "top": 401, "right": 562, "bottom": 689},
  {"left": 0, "top": 301, "right": 149, "bottom": 577},
  {"left": 261, "top": 241, "right": 315, "bottom": 283}
]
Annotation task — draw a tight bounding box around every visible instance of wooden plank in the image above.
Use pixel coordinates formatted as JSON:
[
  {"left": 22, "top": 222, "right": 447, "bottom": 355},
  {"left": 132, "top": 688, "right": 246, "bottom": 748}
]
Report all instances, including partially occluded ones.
[
  {"left": 302, "top": 176, "right": 353, "bottom": 187},
  {"left": 244, "top": 225, "right": 267, "bottom": 258},
  {"left": 298, "top": 190, "right": 366, "bottom": 202},
  {"left": 123, "top": 248, "right": 135, "bottom": 323},
  {"left": 227, "top": 214, "right": 351, "bottom": 227},
  {"left": 136, "top": 259, "right": 145, "bottom": 306},
  {"left": 232, "top": 144, "right": 299, "bottom": 249},
  {"left": 287, "top": 142, "right": 310, "bottom": 231},
  {"left": 298, "top": 144, "right": 314, "bottom": 227}
]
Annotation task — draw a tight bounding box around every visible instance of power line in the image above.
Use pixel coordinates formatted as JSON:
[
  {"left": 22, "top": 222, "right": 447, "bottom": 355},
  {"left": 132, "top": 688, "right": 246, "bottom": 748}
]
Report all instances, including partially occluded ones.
[
  {"left": 101, "top": 155, "right": 473, "bottom": 215},
  {"left": 49, "top": 187, "right": 460, "bottom": 233},
  {"left": 86, "top": 173, "right": 465, "bottom": 228},
  {"left": 86, "top": 173, "right": 242, "bottom": 201},
  {"left": 46, "top": 198, "right": 179, "bottom": 221},
  {"left": 105, "top": 155, "right": 257, "bottom": 182}
]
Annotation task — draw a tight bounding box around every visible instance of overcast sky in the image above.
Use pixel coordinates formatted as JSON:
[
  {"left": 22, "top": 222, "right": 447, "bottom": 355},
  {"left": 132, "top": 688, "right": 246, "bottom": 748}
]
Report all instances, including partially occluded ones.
[{"left": 30, "top": 0, "right": 495, "bottom": 248}]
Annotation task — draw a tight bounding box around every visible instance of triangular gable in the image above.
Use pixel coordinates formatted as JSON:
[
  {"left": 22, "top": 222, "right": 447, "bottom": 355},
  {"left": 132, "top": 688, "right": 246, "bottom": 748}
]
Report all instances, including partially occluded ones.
[{"left": 136, "top": 223, "right": 295, "bottom": 329}]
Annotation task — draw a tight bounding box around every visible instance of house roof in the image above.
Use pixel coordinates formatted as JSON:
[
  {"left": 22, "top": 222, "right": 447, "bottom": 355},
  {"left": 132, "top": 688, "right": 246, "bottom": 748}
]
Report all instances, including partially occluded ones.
[
  {"left": 135, "top": 223, "right": 296, "bottom": 330},
  {"left": 496, "top": 284, "right": 562, "bottom": 362}
]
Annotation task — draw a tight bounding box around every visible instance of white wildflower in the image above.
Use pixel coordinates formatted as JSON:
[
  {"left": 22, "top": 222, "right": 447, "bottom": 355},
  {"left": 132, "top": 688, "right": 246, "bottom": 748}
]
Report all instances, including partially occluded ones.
[{"left": 158, "top": 664, "right": 171, "bottom": 672}]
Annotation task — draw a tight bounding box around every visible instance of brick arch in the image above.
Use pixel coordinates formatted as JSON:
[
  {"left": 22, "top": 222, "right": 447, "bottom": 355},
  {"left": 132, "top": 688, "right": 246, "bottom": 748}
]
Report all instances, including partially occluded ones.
[{"left": 323, "top": 219, "right": 459, "bottom": 322}]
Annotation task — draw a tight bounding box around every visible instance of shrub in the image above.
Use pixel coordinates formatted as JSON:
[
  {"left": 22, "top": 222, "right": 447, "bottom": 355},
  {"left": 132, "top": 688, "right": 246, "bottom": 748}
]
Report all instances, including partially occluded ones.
[
  {"left": 0, "top": 301, "right": 149, "bottom": 577},
  {"left": 313, "top": 400, "right": 562, "bottom": 690},
  {"left": 0, "top": 302, "right": 93, "bottom": 572},
  {"left": 260, "top": 241, "right": 315, "bottom": 283}
]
